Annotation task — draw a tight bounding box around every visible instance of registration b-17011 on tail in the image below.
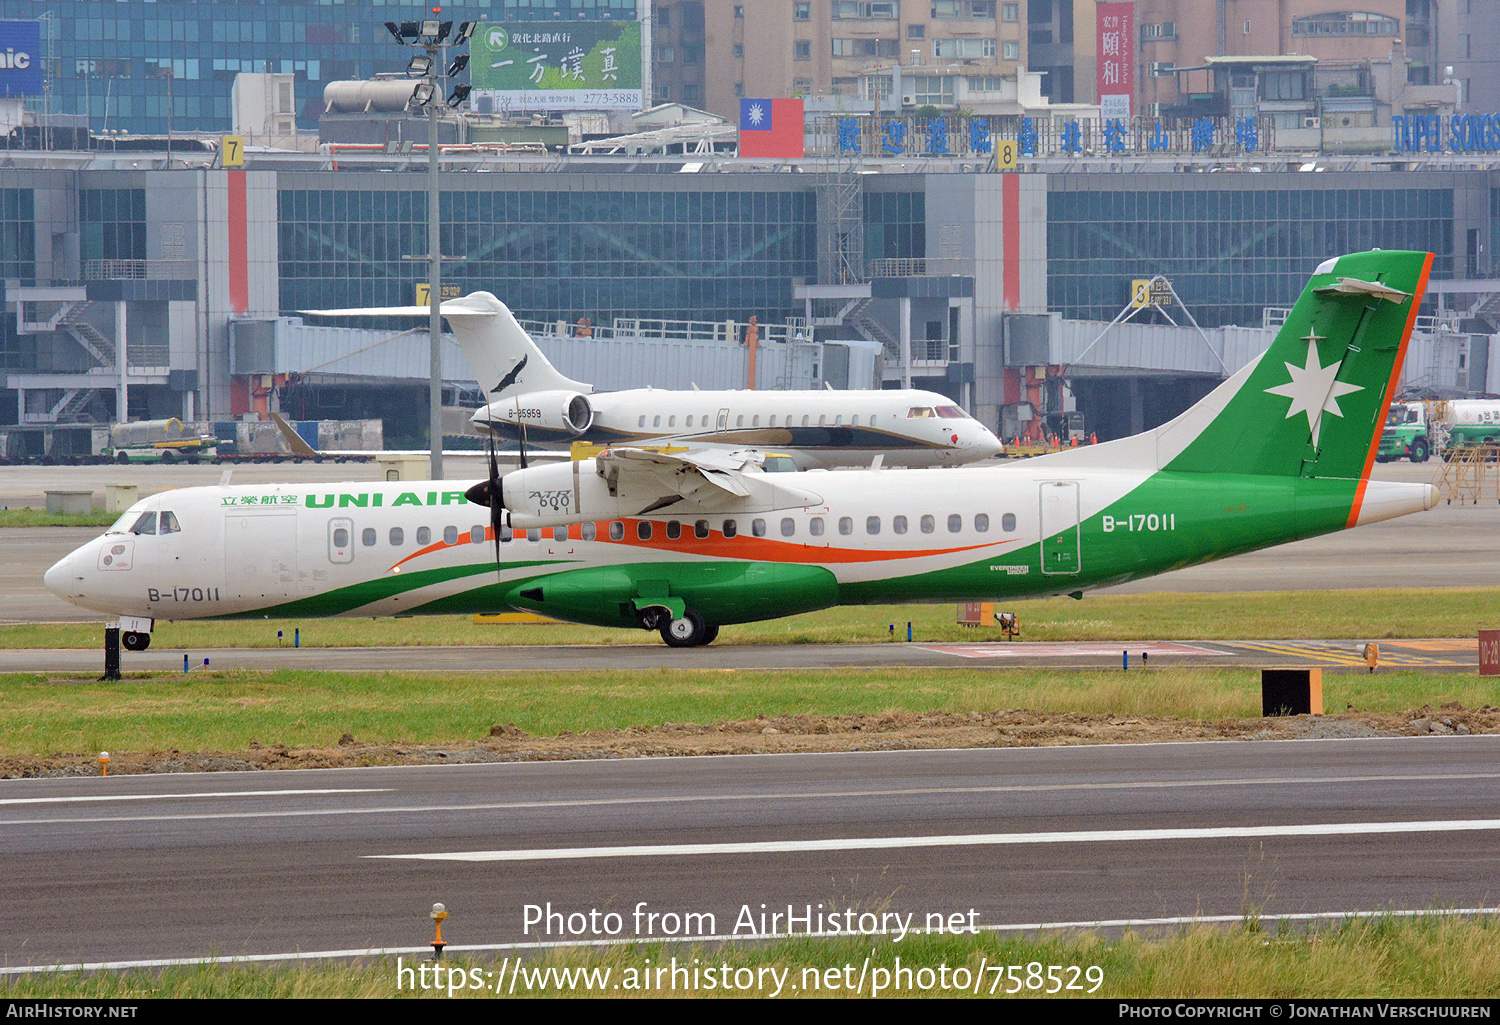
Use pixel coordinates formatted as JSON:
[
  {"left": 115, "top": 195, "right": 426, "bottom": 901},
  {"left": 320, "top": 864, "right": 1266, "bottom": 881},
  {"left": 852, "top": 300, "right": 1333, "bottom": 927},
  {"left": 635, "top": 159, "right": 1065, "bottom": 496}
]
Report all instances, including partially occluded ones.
[{"left": 49, "top": 251, "right": 1436, "bottom": 648}]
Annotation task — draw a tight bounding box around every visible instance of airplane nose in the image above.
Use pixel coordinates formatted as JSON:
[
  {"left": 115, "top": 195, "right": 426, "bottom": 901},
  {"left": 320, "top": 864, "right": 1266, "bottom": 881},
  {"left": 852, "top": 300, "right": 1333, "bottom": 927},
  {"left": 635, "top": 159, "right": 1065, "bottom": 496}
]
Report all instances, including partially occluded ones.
[{"left": 44, "top": 551, "right": 75, "bottom": 598}]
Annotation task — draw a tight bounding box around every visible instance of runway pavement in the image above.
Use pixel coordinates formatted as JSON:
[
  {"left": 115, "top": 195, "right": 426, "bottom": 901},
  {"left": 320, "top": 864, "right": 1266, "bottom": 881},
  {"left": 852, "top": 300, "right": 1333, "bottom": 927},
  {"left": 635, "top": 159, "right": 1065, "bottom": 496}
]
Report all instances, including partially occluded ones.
[
  {"left": 2, "top": 737, "right": 1497, "bottom": 970},
  {"left": 0, "top": 636, "right": 1481, "bottom": 674}
]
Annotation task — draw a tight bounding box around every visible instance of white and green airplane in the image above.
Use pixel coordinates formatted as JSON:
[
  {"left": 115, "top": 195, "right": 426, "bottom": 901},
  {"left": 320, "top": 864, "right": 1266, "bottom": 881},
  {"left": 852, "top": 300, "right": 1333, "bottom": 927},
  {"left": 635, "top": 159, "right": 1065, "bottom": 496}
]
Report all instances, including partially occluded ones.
[{"left": 48, "top": 250, "right": 1435, "bottom": 649}]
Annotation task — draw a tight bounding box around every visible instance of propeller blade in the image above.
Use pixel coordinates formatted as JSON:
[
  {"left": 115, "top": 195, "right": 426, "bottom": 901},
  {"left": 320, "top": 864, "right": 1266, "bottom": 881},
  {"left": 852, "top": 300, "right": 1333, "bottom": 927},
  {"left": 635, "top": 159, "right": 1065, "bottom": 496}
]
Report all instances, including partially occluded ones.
[{"left": 519, "top": 420, "right": 529, "bottom": 471}]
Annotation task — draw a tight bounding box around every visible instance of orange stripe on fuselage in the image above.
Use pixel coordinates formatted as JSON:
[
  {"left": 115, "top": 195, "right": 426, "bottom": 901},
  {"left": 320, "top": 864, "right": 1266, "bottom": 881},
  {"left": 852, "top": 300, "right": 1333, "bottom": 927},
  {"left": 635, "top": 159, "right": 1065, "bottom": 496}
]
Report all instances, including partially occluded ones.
[
  {"left": 387, "top": 519, "right": 1011, "bottom": 573},
  {"left": 1348, "top": 252, "right": 1433, "bottom": 529}
]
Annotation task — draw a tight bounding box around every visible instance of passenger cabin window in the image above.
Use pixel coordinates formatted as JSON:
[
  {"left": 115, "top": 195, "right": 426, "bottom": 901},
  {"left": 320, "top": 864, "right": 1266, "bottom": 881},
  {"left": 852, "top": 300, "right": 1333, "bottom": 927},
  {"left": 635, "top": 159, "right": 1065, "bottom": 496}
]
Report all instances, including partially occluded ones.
[
  {"left": 893, "top": 515, "right": 908, "bottom": 534},
  {"left": 129, "top": 511, "right": 158, "bottom": 535},
  {"left": 695, "top": 519, "right": 710, "bottom": 539},
  {"left": 553, "top": 526, "right": 567, "bottom": 541},
  {"left": 723, "top": 519, "right": 737, "bottom": 538},
  {"left": 638, "top": 416, "right": 646, "bottom": 428},
  {"left": 870, "top": 414, "right": 878, "bottom": 425},
  {"left": 752, "top": 415, "right": 760, "bottom": 427},
  {"left": 653, "top": 415, "right": 662, "bottom": 427},
  {"left": 669, "top": 415, "right": 677, "bottom": 427},
  {"left": 667, "top": 520, "right": 681, "bottom": 540},
  {"left": 362, "top": 528, "right": 377, "bottom": 546},
  {"left": 921, "top": 514, "right": 935, "bottom": 533},
  {"left": 390, "top": 527, "right": 404, "bottom": 546},
  {"left": 159, "top": 511, "right": 181, "bottom": 534},
  {"left": 582, "top": 522, "right": 597, "bottom": 540},
  {"left": 443, "top": 525, "right": 458, "bottom": 545},
  {"left": 809, "top": 517, "right": 824, "bottom": 536},
  {"left": 333, "top": 527, "right": 350, "bottom": 548},
  {"left": 752, "top": 518, "right": 767, "bottom": 536},
  {"left": 851, "top": 415, "right": 859, "bottom": 426},
  {"left": 609, "top": 521, "right": 624, "bottom": 540},
  {"left": 686, "top": 415, "right": 694, "bottom": 428},
  {"left": 975, "top": 514, "right": 990, "bottom": 532},
  {"left": 839, "top": 516, "right": 853, "bottom": 535},
  {"left": 637, "top": 521, "right": 653, "bottom": 540},
  {"left": 527, "top": 528, "right": 541, "bottom": 542},
  {"left": 769, "top": 415, "right": 777, "bottom": 427},
  {"left": 866, "top": 516, "right": 881, "bottom": 535},
  {"left": 737, "top": 415, "right": 745, "bottom": 427},
  {"left": 1002, "top": 513, "right": 1017, "bottom": 532},
  {"left": 781, "top": 517, "right": 796, "bottom": 537},
  {"left": 416, "top": 526, "right": 431, "bottom": 545},
  {"left": 947, "top": 514, "right": 962, "bottom": 533},
  {"left": 471, "top": 526, "right": 484, "bottom": 545}
]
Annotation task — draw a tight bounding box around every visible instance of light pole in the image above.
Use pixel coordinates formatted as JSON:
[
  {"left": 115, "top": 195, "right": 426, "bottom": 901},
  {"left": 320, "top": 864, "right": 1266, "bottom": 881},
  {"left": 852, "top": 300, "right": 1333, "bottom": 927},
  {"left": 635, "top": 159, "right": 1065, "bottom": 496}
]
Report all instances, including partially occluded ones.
[{"left": 385, "top": 14, "right": 474, "bottom": 479}]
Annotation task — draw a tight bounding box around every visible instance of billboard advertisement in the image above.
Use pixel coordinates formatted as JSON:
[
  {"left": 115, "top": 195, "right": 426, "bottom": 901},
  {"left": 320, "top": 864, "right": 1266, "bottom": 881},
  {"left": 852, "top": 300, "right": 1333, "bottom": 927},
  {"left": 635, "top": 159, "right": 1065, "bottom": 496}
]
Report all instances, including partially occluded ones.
[
  {"left": 1096, "top": 2, "right": 1134, "bottom": 121},
  {"left": 470, "top": 21, "right": 642, "bottom": 112},
  {"left": 0, "top": 21, "right": 41, "bottom": 97}
]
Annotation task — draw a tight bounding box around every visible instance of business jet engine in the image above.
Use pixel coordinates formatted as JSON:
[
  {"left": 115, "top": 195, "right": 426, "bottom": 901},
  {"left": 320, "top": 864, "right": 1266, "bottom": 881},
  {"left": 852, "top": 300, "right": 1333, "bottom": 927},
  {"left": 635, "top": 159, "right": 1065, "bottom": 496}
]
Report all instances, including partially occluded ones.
[{"left": 478, "top": 390, "right": 594, "bottom": 438}]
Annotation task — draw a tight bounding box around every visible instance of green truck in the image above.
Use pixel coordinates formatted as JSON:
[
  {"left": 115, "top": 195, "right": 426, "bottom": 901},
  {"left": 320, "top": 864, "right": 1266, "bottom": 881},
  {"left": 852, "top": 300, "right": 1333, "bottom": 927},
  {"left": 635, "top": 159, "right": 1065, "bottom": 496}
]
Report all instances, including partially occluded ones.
[{"left": 1378, "top": 399, "right": 1500, "bottom": 463}]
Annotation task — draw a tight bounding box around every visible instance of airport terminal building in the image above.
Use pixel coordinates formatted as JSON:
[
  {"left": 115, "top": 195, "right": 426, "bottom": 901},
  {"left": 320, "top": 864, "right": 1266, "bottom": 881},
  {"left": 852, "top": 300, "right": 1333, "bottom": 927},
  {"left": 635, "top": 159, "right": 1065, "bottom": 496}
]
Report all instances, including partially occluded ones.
[{"left": 2, "top": 150, "right": 1497, "bottom": 449}]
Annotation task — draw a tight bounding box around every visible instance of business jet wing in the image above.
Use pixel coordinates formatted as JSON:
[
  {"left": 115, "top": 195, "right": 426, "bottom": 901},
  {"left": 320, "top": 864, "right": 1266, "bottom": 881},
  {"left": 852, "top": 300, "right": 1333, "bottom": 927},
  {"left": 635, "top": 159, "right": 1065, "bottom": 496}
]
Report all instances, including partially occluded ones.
[{"left": 594, "top": 446, "right": 823, "bottom": 515}]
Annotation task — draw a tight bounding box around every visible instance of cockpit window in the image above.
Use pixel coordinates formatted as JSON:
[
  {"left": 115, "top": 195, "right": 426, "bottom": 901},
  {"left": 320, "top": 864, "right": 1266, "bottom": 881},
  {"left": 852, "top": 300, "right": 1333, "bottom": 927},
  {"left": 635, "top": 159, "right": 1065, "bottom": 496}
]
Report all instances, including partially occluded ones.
[
  {"left": 128, "top": 511, "right": 158, "bottom": 535},
  {"left": 936, "top": 405, "right": 968, "bottom": 419},
  {"left": 907, "top": 406, "right": 936, "bottom": 418},
  {"left": 159, "top": 511, "right": 181, "bottom": 534}
]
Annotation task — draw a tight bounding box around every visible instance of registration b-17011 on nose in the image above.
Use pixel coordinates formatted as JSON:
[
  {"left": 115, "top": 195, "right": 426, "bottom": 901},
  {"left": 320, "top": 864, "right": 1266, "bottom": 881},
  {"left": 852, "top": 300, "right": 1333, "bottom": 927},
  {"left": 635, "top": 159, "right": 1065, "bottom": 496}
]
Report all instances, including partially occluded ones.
[{"left": 48, "top": 251, "right": 1436, "bottom": 648}]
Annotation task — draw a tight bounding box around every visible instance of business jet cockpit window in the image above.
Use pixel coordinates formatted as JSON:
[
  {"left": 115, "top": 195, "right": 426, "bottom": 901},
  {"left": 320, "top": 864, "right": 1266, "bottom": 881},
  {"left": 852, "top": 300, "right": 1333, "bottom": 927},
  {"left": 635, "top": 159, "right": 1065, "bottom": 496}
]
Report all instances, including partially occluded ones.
[
  {"left": 907, "top": 406, "right": 936, "bottom": 418},
  {"left": 935, "top": 405, "right": 969, "bottom": 419}
]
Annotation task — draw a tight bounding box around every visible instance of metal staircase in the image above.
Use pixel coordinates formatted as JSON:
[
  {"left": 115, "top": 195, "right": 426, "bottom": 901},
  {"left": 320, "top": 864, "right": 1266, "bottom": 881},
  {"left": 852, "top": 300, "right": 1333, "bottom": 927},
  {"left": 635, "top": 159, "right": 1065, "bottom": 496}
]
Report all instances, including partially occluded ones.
[{"left": 59, "top": 301, "right": 117, "bottom": 369}]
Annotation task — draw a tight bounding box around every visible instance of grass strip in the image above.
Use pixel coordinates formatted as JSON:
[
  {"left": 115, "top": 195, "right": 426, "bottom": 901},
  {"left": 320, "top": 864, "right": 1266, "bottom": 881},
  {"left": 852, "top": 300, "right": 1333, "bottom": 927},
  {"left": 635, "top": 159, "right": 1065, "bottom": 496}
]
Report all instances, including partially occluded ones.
[
  {"left": 0, "top": 508, "right": 117, "bottom": 527},
  {"left": 10, "top": 586, "right": 1500, "bottom": 649},
  {"left": 2, "top": 667, "right": 1495, "bottom": 758},
  {"left": 7, "top": 916, "right": 1500, "bottom": 998}
]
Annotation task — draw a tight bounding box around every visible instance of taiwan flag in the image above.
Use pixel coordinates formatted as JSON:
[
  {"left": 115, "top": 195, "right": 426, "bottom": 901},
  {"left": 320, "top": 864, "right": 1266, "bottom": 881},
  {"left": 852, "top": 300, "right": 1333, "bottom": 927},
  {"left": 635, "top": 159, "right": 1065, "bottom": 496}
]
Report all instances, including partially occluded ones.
[{"left": 739, "top": 98, "right": 805, "bottom": 158}]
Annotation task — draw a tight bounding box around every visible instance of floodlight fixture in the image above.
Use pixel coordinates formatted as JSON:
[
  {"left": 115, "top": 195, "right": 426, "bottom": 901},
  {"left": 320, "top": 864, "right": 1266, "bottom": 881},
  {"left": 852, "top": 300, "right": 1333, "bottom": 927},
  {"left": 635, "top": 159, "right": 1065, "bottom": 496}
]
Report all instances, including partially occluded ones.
[
  {"left": 446, "top": 84, "right": 472, "bottom": 108},
  {"left": 407, "top": 54, "right": 434, "bottom": 76},
  {"left": 438, "top": 20, "right": 453, "bottom": 42},
  {"left": 399, "top": 21, "right": 420, "bottom": 40},
  {"left": 411, "top": 80, "right": 436, "bottom": 106},
  {"left": 421, "top": 19, "right": 441, "bottom": 39},
  {"left": 384, "top": 21, "right": 406, "bottom": 43},
  {"left": 446, "top": 54, "right": 469, "bottom": 77},
  {"left": 455, "top": 21, "right": 476, "bottom": 43}
]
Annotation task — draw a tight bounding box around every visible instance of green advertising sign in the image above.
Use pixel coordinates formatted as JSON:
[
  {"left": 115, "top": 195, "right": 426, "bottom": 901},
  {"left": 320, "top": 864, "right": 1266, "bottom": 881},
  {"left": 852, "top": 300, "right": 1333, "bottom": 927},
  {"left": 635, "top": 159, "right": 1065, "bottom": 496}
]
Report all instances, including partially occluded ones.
[{"left": 471, "top": 21, "right": 643, "bottom": 111}]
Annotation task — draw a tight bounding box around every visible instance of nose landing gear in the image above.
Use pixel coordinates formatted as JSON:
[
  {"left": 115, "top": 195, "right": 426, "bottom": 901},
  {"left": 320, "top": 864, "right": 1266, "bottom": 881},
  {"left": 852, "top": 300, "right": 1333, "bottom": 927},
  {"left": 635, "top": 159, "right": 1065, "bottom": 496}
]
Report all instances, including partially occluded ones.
[{"left": 121, "top": 631, "right": 151, "bottom": 652}]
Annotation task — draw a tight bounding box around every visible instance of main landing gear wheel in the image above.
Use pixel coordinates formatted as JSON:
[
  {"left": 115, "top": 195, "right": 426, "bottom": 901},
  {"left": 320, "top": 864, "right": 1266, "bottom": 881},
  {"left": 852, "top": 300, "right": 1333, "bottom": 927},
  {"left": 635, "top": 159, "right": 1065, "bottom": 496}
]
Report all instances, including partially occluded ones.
[
  {"left": 660, "top": 609, "right": 708, "bottom": 648},
  {"left": 121, "top": 631, "right": 151, "bottom": 652}
]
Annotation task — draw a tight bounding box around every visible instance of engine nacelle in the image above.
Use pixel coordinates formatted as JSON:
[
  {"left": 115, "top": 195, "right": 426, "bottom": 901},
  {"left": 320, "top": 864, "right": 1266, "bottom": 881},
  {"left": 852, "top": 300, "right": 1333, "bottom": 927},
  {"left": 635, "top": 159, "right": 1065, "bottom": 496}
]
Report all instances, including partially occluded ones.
[
  {"left": 476, "top": 390, "right": 593, "bottom": 438},
  {"left": 499, "top": 458, "right": 625, "bottom": 528}
]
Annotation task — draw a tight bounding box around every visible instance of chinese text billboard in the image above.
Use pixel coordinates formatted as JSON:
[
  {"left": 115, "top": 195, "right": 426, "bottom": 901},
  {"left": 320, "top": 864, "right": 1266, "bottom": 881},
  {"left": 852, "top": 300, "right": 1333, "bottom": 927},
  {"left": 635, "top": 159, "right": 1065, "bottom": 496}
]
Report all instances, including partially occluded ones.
[
  {"left": 1096, "top": 3, "right": 1134, "bottom": 121},
  {"left": 470, "top": 21, "right": 642, "bottom": 111}
]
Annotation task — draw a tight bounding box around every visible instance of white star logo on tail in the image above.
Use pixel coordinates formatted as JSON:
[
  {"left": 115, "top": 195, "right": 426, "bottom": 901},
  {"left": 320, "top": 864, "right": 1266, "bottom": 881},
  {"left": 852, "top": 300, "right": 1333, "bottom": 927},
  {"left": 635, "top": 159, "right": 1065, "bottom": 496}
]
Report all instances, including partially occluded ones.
[{"left": 1264, "top": 331, "right": 1363, "bottom": 447}]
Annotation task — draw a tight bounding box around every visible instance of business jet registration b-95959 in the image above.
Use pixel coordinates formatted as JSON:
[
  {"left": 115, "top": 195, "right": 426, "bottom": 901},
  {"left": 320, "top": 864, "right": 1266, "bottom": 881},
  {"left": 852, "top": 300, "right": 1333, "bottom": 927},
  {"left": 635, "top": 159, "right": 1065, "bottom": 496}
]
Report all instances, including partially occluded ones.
[
  {"left": 302, "top": 292, "right": 1005, "bottom": 469},
  {"left": 49, "top": 251, "right": 1437, "bottom": 649}
]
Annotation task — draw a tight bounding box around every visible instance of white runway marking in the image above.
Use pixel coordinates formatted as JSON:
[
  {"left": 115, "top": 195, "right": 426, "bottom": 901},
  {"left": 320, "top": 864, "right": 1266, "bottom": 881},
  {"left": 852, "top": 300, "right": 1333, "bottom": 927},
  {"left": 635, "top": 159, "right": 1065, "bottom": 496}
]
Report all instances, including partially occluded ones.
[
  {"left": 0, "top": 788, "right": 391, "bottom": 806},
  {"left": 4, "top": 774, "right": 1495, "bottom": 826},
  {"left": 370, "top": 818, "right": 1500, "bottom": 863}
]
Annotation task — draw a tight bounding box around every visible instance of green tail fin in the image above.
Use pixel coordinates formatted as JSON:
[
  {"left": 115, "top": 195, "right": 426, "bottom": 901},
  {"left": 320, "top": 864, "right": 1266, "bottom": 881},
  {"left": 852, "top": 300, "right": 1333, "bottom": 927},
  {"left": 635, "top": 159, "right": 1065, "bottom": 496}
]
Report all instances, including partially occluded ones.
[{"left": 1165, "top": 249, "right": 1432, "bottom": 480}]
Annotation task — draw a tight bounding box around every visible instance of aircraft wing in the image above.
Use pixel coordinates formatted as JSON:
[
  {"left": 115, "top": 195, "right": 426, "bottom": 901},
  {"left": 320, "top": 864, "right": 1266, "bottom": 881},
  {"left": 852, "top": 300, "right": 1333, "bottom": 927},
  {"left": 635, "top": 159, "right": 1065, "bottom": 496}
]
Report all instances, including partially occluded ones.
[{"left": 595, "top": 446, "right": 823, "bottom": 514}]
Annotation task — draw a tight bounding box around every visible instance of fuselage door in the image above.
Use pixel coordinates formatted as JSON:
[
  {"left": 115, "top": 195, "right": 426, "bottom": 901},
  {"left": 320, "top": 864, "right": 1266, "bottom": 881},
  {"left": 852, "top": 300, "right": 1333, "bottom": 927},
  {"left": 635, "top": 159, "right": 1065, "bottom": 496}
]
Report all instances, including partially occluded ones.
[
  {"left": 225, "top": 512, "right": 298, "bottom": 599},
  {"left": 328, "top": 516, "right": 354, "bottom": 564},
  {"left": 1039, "top": 481, "right": 1081, "bottom": 575},
  {"left": 716, "top": 408, "right": 729, "bottom": 431}
]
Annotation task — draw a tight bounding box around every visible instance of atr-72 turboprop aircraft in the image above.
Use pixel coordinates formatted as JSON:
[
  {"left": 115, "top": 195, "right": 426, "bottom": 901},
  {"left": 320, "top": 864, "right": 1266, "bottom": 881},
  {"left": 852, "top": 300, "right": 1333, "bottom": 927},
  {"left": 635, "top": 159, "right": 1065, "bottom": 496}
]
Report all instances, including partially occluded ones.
[
  {"left": 305, "top": 294, "right": 1004, "bottom": 468},
  {"left": 49, "top": 251, "right": 1435, "bottom": 649}
]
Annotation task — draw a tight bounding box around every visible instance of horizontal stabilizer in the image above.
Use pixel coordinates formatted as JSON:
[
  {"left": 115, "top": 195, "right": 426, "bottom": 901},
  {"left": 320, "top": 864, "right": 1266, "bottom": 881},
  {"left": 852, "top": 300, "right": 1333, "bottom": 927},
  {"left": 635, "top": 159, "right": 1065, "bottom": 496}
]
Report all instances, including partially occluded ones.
[{"left": 1314, "top": 277, "right": 1413, "bottom": 304}]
